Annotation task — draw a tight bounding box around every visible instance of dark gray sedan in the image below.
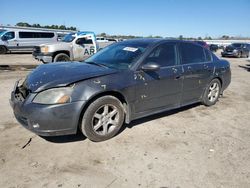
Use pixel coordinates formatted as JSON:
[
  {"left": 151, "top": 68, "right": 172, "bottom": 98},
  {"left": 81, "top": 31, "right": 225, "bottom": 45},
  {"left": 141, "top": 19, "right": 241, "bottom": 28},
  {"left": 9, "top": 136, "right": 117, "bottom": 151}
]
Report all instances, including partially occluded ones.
[{"left": 10, "top": 39, "right": 231, "bottom": 142}]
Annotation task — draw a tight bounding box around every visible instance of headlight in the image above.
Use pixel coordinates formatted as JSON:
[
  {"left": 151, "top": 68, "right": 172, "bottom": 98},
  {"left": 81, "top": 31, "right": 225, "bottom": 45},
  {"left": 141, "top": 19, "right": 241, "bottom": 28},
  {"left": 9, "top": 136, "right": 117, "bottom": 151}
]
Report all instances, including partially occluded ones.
[
  {"left": 33, "top": 87, "right": 73, "bottom": 104},
  {"left": 233, "top": 49, "right": 238, "bottom": 53},
  {"left": 40, "top": 46, "right": 49, "bottom": 53}
]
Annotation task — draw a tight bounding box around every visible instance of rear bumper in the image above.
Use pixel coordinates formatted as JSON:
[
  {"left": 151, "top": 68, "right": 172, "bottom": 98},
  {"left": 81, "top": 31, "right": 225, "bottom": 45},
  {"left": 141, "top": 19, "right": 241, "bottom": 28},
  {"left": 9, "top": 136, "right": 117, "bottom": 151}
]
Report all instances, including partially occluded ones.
[
  {"left": 33, "top": 52, "right": 53, "bottom": 63},
  {"left": 10, "top": 90, "right": 86, "bottom": 136}
]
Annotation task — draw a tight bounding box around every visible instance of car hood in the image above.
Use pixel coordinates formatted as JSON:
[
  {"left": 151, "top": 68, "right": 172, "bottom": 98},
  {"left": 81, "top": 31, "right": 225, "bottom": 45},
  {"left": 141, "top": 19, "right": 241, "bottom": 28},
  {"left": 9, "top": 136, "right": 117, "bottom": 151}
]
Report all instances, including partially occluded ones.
[
  {"left": 40, "top": 41, "right": 71, "bottom": 48},
  {"left": 24, "top": 62, "right": 117, "bottom": 92}
]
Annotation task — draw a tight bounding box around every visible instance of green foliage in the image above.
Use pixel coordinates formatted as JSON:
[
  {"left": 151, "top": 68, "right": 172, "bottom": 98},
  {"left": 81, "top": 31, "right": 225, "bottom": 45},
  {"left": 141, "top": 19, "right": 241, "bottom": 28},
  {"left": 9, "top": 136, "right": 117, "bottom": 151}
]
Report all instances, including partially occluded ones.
[
  {"left": 15, "top": 22, "right": 77, "bottom": 31},
  {"left": 178, "top": 35, "right": 183, "bottom": 40}
]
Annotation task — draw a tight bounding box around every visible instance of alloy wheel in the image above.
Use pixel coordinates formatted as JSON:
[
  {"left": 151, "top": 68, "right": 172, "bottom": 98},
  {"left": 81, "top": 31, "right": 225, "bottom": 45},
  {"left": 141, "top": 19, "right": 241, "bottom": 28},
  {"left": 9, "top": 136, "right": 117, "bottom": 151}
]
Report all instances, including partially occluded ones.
[
  {"left": 208, "top": 82, "right": 219, "bottom": 102},
  {"left": 91, "top": 104, "right": 120, "bottom": 135}
]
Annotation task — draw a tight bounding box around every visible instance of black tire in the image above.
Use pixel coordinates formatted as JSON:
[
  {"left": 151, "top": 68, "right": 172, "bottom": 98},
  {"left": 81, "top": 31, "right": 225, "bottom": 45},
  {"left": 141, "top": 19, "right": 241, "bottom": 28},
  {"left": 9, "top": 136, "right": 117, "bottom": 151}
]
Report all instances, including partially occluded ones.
[
  {"left": 53, "top": 53, "right": 70, "bottom": 62},
  {"left": 202, "top": 79, "right": 221, "bottom": 106},
  {"left": 81, "top": 96, "right": 125, "bottom": 142},
  {"left": 0, "top": 46, "right": 7, "bottom": 54}
]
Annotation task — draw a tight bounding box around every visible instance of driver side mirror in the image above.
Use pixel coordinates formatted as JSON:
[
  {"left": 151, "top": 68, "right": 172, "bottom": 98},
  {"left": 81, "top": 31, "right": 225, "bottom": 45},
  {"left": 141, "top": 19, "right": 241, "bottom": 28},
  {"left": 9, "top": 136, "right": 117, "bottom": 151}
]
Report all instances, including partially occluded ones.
[
  {"left": 1, "top": 36, "right": 7, "bottom": 41},
  {"left": 75, "top": 38, "right": 85, "bottom": 46},
  {"left": 141, "top": 62, "right": 160, "bottom": 72}
]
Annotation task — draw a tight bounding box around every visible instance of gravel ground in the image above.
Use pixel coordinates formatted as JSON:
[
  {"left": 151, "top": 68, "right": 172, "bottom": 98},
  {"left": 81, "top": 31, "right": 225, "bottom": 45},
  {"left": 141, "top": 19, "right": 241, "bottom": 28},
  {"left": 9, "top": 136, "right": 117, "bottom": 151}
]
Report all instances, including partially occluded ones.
[{"left": 0, "top": 52, "right": 250, "bottom": 188}]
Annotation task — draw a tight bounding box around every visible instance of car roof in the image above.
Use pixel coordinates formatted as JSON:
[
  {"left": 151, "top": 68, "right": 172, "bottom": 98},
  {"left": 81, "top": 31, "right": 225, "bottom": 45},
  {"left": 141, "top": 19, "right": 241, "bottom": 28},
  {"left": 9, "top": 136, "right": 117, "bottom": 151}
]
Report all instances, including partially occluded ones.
[{"left": 119, "top": 38, "right": 205, "bottom": 46}]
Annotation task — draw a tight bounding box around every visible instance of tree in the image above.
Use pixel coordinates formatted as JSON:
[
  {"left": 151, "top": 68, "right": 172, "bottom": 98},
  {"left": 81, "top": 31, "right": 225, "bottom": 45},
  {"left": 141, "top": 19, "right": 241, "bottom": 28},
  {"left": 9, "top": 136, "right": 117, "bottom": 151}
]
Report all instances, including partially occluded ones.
[
  {"left": 221, "top": 35, "right": 230, "bottom": 40},
  {"left": 15, "top": 22, "right": 77, "bottom": 31},
  {"left": 100, "top": 33, "right": 107, "bottom": 37},
  {"left": 59, "top": 25, "right": 66, "bottom": 30},
  {"left": 179, "top": 35, "right": 183, "bottom": 40},
  {"left": 16, "top": 22, "right": 31, "bottom": 27}
]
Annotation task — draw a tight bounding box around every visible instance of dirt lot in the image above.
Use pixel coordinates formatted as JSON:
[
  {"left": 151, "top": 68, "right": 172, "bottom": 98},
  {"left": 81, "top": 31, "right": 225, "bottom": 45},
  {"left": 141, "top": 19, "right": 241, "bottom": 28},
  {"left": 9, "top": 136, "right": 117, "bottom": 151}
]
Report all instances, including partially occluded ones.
[{"left": 0, "top": 53, "right": 250, "bottom": 188}]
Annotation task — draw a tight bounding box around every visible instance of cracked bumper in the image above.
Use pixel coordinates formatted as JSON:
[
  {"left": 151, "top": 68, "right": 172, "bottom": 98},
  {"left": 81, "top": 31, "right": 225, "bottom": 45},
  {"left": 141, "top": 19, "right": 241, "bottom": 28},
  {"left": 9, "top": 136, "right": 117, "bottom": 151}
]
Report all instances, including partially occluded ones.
[{"left": 10, "top": 90, "right": 86, "bottom": 136}]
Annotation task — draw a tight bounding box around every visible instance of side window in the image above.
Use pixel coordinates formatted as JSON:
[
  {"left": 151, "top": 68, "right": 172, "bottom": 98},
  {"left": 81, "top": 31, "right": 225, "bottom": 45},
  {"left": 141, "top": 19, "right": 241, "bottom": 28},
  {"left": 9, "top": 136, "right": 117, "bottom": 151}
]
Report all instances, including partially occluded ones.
[
  {"left": 19, "top": 32, "right": 33, "bottom": 38},
  {"left": 3, "top": 32, "right": 15, "bottom": 40},
  {"left": 180, "top": 43, "right": 206, "bottom": 64},
  {"left": 204, "top": 49, "right": 212, "bottom": 62},
  {"left": 76, "top": 38, "right": 93, "bottom": 45},
  {"left": 145, "top": 43, "right": 176, "bottom": 67},
  {"left": 39, "top": 32, "right": 54, "bottom": 38}
]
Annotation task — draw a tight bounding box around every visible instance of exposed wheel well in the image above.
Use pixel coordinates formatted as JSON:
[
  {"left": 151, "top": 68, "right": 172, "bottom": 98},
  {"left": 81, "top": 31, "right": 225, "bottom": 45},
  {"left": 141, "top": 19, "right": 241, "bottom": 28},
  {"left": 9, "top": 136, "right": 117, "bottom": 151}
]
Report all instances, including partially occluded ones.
[
  {"left": 52, "top": 51, "right": 70, "bottom": 61},
  {"left": 214, "top": 77, "right": 223, "bottom": 87},
  {"left": 78, "top": 91, "right": 129, "bottom": 129}
]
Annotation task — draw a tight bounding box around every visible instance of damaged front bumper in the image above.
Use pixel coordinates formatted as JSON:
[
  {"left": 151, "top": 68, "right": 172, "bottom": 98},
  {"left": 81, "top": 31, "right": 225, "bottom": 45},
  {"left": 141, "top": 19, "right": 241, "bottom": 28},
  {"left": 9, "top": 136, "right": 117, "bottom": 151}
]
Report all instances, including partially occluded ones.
[
  {"left": 33, "top": 52, "right": 53, "bottom": 63},
  {"left": 10, "top": 81, "right": 86, "bottom": 136}
]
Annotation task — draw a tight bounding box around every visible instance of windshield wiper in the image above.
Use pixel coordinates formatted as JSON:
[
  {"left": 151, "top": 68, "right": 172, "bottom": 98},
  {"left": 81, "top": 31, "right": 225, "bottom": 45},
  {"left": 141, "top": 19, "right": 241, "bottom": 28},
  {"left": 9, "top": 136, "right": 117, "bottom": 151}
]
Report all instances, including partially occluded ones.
[{"left": 84, "top": 61, "right": 109, "bottom": 68}]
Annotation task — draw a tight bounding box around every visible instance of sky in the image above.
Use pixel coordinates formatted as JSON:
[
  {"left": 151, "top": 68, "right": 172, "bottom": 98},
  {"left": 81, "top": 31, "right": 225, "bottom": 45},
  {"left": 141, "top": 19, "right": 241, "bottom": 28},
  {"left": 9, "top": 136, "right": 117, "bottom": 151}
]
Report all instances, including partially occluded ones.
[{"left": 1, "top": 0, "right": 250, "bottom": 38}]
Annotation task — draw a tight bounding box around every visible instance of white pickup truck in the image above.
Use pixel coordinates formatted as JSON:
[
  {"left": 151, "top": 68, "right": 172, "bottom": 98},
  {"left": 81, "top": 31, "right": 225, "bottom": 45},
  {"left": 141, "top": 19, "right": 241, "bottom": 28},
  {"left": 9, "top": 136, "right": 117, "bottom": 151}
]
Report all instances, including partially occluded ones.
[{"left": 33, "top": 31, "right": 100, "bottom": 63}]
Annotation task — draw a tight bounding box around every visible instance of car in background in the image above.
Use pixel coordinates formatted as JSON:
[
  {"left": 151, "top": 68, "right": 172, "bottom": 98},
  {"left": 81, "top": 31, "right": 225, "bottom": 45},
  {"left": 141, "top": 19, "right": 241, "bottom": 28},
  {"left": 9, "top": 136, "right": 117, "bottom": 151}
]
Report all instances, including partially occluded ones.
[
  {"left": 107, "top": 38, "right": 118, "bottom": 42},
  {"left": 33, "top": 31, "right": 99, "bottom": 63},
  {"left": 10, "top": 39, "right": 231, "bottom": 142},
  {"left": 221, "top": 43, "right": 250, "bottom": 58},
  {"left": 96, "top": 37, "right": 109, "bottom": 42},
  {"left": 209, "top": 44, "right": 219, "bottom": 52},
  {"left": 0, "top": 29, "right": 57, "bottom": 54},
  {"left": 193, "top": 41, "right": 209, "bottom": 49}
]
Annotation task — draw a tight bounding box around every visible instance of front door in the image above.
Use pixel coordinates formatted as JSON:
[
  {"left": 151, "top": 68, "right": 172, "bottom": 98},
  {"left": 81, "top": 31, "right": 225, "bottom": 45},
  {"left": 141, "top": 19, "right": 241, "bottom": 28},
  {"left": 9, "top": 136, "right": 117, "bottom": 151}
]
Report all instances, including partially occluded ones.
[
  {"left": 73, "top": 36, "right": 95, "bottom": 61},
  {"left": 2, "top": 31, "right": 18, "bottom": 50},
  {"left": 134, "top": 42, "right": 183, "bottom": 114}
]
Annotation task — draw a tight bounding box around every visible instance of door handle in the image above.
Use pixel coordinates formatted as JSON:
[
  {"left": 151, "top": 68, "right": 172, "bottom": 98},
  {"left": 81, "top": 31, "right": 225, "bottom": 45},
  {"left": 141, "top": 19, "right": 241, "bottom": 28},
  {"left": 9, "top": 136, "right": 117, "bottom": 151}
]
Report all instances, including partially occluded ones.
[{"left": 204, "top": 64, "right": 208, "bottom": 69}]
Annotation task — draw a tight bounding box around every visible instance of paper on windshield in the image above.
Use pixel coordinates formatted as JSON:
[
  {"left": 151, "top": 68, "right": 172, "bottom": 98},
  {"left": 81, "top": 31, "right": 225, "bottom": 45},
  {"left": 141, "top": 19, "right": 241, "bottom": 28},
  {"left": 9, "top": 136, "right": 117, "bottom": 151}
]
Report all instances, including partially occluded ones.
[{"left": 123, "top": 47, "right": 138, "bottom": 52}]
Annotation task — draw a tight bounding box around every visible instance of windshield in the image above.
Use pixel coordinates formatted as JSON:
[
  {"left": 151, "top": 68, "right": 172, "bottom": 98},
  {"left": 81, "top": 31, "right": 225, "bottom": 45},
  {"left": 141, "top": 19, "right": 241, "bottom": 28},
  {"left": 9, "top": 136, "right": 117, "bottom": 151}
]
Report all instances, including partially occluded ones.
[
  {"left": 232, "top": 43, "right": 242, "bottom": 48},
  {"left": 0, "top": 30, "right": 7, "bottom": 37},
  {"left": 85, "top": 41, "right": 150, "bottom": 70},
  {"left": 62, "top": 33, "right": 75, "bottom": 42}
]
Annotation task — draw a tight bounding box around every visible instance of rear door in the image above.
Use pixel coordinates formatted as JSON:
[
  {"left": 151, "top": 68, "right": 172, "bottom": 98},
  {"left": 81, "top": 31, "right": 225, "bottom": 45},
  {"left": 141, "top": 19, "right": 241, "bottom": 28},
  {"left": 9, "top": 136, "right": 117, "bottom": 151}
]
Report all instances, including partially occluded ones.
[
  {"left": 134, "top": 42, "right": 183, "bottom": 113},
  {"left": 1, "top": 31, "right": 18, "bottom": 49},
  {"left": 179, "top": 42, "right": 211, "bottom": 104}
]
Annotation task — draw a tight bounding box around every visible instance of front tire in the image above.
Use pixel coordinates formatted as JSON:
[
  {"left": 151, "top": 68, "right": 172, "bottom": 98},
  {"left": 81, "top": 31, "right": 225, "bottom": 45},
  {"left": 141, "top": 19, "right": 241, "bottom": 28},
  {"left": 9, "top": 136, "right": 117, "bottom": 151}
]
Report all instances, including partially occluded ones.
[
  {"left": 81, "top": 96, "right": 125, "bottom": 142},
  {"left": 202, "top": 79, "right": 221, "bottom": 106},
  {"left": 53, "top": 53, "right": 70, "bottom": 62},
  {"left": 0, "top": 46, "right": 7, "bottom": 54}
]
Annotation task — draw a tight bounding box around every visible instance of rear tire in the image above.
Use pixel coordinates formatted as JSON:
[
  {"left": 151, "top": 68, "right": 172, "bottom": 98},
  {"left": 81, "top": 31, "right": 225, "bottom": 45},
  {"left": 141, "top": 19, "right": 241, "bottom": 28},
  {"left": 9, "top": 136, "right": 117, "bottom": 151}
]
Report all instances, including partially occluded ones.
[
  {"left": 53, "top": 53, "right": 70, "bottom": 62},
  {"left": 202, "top": 79, "right": 221, "bottom": 106},
  {"left": 81, "top": 96, "right": 125, "bottom": 142},
  {"left": 0, "top": 46, "right": 7, "bottom": 54}
]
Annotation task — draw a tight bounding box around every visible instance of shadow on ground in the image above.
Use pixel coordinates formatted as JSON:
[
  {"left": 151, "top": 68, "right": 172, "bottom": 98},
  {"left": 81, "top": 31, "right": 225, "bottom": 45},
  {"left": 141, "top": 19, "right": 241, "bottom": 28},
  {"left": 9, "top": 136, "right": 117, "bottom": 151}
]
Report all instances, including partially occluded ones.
[
  {"left": 41, "top": 103, "right": 201, "bottom": 143},
  {"left": 41, "top": 130, "right": 87, "bottom": 143},
  {"left": 125, "top": 103, "right": 200, "bottom": 129},
  {"left": 0, "top": 65, "right": 37, "bottom": 71},
  {"left": 3, "top": 51, "right": 32, "bottom": 55},
  {"left": 239, "top": 64, "right": 250, "bottom": 72}
]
